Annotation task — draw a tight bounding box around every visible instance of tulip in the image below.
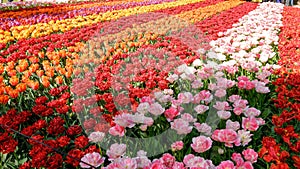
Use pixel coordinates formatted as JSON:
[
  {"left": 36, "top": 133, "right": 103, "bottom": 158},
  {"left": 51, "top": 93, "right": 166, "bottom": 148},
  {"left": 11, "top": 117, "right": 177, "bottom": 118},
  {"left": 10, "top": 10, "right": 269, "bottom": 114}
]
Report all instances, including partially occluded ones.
[
  {"left": 55, "top": 76, "right": 63, "bottom": 85},
  {"left": 0, "top": 64, "right": 4, "bottom": 74},
  {"left": 28, "top": 80, "right": 39, "bottom": 90},
  {"left": 16, "top": 83, "right": 27, "bottom": 93},
  {"left": 8, "top": 89, "right": 19, "bottom": 99},
  {"left": 9, "top": 76, "right": 19, "bottom": 87},
  {"left": 0, "top": 95, "right": 9, "bottom": 104},
  {"left": 41, "top": 76, "right": 50, "bottom": 88}
]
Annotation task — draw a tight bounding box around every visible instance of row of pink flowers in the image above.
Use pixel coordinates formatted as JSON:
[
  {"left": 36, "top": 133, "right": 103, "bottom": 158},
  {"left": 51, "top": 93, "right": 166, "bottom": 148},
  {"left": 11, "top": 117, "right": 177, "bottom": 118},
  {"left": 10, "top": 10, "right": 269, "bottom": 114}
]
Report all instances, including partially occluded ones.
[
  {"left": 209, "top": 2, "right": 284, "bottom": 93},
  {"left": 80, "top": 148, "right": 257, "bottom": 169}
]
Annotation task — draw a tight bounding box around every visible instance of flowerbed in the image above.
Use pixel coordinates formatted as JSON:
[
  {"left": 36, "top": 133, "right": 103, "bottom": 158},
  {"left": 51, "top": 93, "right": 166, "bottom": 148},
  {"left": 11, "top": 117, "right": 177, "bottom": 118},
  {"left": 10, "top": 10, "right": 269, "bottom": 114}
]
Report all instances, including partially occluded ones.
[
  {"left": 0, "top": 0, "right": 299, "bottom": 169},
  {"left": 258, "top": 6, "right": 300, "bottom": 169}
]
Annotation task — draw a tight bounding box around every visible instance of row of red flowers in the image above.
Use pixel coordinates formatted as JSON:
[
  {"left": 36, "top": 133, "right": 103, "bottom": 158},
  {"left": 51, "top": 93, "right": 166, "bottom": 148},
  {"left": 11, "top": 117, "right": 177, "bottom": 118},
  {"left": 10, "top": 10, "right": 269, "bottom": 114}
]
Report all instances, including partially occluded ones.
[{"left": 259, "top": 6, "right": 300, "bottom": 169}]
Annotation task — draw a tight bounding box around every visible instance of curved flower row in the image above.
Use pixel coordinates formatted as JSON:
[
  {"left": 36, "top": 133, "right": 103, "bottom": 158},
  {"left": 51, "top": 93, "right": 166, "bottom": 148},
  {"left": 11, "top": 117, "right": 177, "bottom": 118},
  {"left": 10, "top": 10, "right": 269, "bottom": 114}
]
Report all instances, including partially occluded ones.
[
  {"left": 259, "top": 6, "right": 300, "bottom": 169},
  {"left": 0, "top": 0, "right": 175, "bottom": 31},
  {"left": 0, "top": 0, "right": 206, "bottom": 44},
  {"left": 209, "top": 2, "right": 283, "bottom": 82},
  {"left": 176, "top": 0, "right": 244, "bottom": 23},
  {"left": 195, "top": 2, "right": 258, "bottom": 40}
]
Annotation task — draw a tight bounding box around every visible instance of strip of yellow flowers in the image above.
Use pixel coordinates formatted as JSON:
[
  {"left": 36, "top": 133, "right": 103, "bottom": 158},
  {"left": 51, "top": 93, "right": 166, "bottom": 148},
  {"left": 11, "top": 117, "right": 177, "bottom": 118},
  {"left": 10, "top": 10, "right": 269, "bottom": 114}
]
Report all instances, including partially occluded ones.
[
  {"left": 176, "top": 0, "right": 244, "bottom": 23},
  {"left": 0, "top": 0, "right": 204, "bottom": 44}
]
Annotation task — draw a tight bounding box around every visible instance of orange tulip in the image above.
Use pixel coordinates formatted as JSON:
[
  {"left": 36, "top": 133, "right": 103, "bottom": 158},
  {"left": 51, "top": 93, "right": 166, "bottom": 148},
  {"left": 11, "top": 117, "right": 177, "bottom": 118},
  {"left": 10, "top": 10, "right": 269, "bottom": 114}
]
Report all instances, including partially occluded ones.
[
  {"left": 28, "top": 57, "right": 40, "bottom": 64},
  {"left": 18, "top": 59, "right": 29, "bottom": 72},
  {"left": 15, "top": 65, "right": 21, "bottom": 73},
  {"left": 0, "top": 86, "right": 4, "bottom": 95},
  {"left": 37, "top": 52, "right": 45, "bottom": 59},
  {"left": 66, "top": 65, "right": 73, "bottom": 73},
  {"left": 9, "top": 76, "right": 19, "bottom": 86},
  {"left": 16, "top": 83, "right": 27, "bottom": 92},
  {"left": 83, "top": 66, "right": 89, "bottom": 73},
  {"left": 21, "top": 75, "right": 29, "bottom": 83},
  {"left": 36, "top": 70, "right": 44, "bottom": 77},
  {"left": 22, "top": 70, "right": 32, "bottom": 78},
  {"left": 65, "top": 71, "right": 72, "bottom": 78},
  {"left": 8, "top": 89, "right": 19, "bottom": 99},
  {"left": 42, "top": 60, "right": 50, "bottom": 67},
  {"left": 28, "top": 80, "right": 39, "bottom": 90},
  {"left": 128, "top": 42, "right": 135, "bottom": 48},
  {"left": 6, "top": 61, "right": 15, "bottom": 71},
  {"left": 0, "top": 75, "right": 3, "bottom": 83},
  {"left": 52, "top": 59, "right": 60, "bottom": 66},
  {"left": 29, "top": 63, "right": 39, "bottom": 73},
  {"left": 7, "top": 70, "right": 17, "bottom": 77},
  {"left": 59, "top": 50, "right": 66, "bottom": 58},
  {"left": 0, "top": 64, "right": 4, "bottom": 74},
  {"left": 120, "top": 42, "right": 126, "bottom": 49},
  {"left": 41, "top": 76, "right": 50, "bottom": 88},
  {"left": 4, "top": 86, "right": 12, "bottom": 94},
  {"left": 45, "top": 68, "right": 55, "bottom": 77},
  {"left": 58, "top": 68, "right": 67, "bottom": 75},
  {"left": 42, "top": 80, "right": 50, "bottom": 88},
  {"left": 55, "top": 76, "right": 63, "bottom": 85},
  {"left": 0, "top": 95, "right": 9, "bottom": 104}
]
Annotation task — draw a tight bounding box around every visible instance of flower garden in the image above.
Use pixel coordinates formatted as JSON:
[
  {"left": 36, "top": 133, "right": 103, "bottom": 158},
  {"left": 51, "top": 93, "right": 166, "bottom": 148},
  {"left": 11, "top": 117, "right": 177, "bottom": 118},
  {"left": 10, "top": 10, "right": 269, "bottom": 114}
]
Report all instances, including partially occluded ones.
[{"left": 0, "top": 0, "right": 299, "bottom": 169}]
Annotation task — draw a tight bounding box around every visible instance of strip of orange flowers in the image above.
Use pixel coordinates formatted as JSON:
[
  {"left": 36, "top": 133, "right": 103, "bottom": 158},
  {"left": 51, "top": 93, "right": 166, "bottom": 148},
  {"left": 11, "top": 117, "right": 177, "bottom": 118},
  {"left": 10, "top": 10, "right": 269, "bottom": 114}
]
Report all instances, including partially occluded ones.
[
  {"left": 176, "top": 0, "right": 244, "bottom": 23},
  {"left": 0, "top": 0, "right": 206, "bottom": 44},
  {"left": 259, "top": 6, "right": 300, "bottom": 169}
]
